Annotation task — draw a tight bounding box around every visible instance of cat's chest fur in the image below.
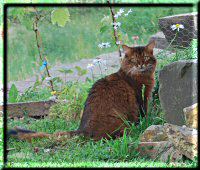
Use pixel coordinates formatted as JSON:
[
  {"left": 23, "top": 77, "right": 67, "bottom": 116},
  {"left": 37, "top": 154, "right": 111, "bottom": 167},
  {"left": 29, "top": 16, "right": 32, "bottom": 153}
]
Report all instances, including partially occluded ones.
[{"left": 78, "top": 70, "right": 139, "bottom": 139}]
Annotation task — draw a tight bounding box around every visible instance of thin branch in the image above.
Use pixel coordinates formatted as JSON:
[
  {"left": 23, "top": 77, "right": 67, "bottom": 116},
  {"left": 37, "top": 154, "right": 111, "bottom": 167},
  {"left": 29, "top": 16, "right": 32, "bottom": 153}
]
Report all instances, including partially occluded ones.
[
  {"left": 33, "top": 7, "right": 55, "bottom": 92},
  {"left": 107, "top": 0, "right": 122, "bottom": 59}
]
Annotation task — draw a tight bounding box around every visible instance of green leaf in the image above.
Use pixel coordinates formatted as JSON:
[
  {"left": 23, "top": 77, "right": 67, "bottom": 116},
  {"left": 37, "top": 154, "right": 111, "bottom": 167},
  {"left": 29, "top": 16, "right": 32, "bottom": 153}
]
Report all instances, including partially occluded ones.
[
  {"left": 65, "top": 69, "right": 73, "bottom": 74},
  {"left": 52, "top": 77, "right": 63, "bottom": 83},
  {"left": 75, "top": 66, "right": 87, "bottom": 76},
  {"left": 51, "top": 8, "right": 70, "bottom": 27},
  {"left": 100, "top": 25, "right": 109, "bottom": 34},
  {"left": 75, "top": 66, "right": 82, "bottom": 72},
  {"left": 8, "top": 84, "right": 19, "bottom": 103},
  {"left": 58, "top": 69, "right": 73, "bottom": 74},
  {"left": 80, "top": 69, "right": 87, "bottom": 76},
  {"left": 85, "top": 77, "right": 92, "bottom": 82}
]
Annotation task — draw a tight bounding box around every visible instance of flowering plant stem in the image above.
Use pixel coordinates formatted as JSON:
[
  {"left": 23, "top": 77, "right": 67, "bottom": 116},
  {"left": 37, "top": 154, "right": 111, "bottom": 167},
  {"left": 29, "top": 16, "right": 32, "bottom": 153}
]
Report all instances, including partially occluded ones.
[
  {"left": 156, "top": 31, "right": 179, "bottom": 58},
  {"left": 90, "top": 69, "right": 94, "bottom": 82},
  {"left": 166, "top": 31, "right": 179, "bottom": 49},
  {"left": 33, "top": 7, "right": 55, "bottom": 92},
  {"left": 97, "top": 62, "right": 103, "bottom": 77},
  {"left": 107, "top": 0, "right": 122, "bottom": 59}
]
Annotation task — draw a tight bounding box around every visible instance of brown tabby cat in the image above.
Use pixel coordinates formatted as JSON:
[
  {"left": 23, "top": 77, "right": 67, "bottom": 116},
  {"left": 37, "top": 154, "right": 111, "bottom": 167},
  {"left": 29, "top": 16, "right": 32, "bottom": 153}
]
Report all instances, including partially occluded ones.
[{"left": 8, "top": 40, "right": 157, "bottom": 142}]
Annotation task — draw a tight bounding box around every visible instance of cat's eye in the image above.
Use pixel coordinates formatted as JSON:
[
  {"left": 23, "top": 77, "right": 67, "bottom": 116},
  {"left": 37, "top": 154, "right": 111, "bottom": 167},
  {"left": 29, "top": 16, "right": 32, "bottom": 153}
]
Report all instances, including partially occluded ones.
[{"left": 129, "top": 58, "right": 136, "bottom": 63}]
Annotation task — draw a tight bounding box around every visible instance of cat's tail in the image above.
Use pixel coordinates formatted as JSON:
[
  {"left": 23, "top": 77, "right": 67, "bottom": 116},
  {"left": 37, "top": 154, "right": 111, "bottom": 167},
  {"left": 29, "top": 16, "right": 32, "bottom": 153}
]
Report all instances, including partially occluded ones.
[{"left": 7, "top": 126, "right": 81, "bottom": 142}]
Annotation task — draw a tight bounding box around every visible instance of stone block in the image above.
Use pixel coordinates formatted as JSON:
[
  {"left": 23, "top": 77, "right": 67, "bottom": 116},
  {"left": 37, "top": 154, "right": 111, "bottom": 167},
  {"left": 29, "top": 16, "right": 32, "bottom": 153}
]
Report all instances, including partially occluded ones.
[
  {"left": 183, "top": 103, "right": 198, "bottom": 129},
  {"left": 164, "top": 123, "right": 198, "bottom": 160},
  {"left": 159, "top": 12, "right": 197, "bottom": 48},
  {"left": 137, "top": 141, "right": 183, "bottom": 162},
  {"left": 149, "top": 31, "right": 169, "bottom": 49},
  {"left": 7, "top": 100, "right": 56, "bottom": 118},
  {"left": 158, "top": 60, "right": 197, "bottom": 126},
  {"left": 140, "top": 125, "right": 168, "bottom": 142}
]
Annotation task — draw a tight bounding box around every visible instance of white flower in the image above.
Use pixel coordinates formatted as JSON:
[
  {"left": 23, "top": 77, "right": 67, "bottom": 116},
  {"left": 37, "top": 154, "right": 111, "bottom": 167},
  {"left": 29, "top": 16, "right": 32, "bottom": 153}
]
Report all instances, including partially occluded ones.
[
  {"left": 118, "top": 8, "right": 124, "bottom": 15},
  {"left": 114, "top": 8, "right": 124, "bottom": 18},
  {"left": 114, "top": 14, "right": 119, "bottom": 19},
  {"left": 45, "top": 76, "right": 53, "bottom": 81},
  {"left": 112, "top": 22, "right": 121, "bottom": 30},
  {"left": 104, "top": 42, "right": 111, "bottom": 48},
  {"left": 98, "top": 44, "right": 104, "bottom": 48},
  {"left": 87, "top": 63, "right": 95, "bottom": 70},
  {"left": 124, "top": 9, "right": 132, "bottom": 16},
  {"left": 128, "top": 9, "right": 132, "bottom": 13},
  {"left": 113, "top": 22, "right": 121, "bottom": 27},
  {"left": 171, "top": 24, "right": 184, "bottom": 31},
  {"left": 116, "top": 41, "right": 121, "bottom": 45},
  {"left": 114, "top": 26, "right": 118, "bottom": 30},
  {"left": 98, "top": 42, "right": 111, "bottom": 48}
]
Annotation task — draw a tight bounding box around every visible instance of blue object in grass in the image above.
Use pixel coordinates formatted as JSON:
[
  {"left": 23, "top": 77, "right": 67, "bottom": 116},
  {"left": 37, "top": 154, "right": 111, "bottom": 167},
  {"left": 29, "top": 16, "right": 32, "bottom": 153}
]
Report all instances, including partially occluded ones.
[{"left": 40, "top": 60, "right": 47, "bottom": 71}]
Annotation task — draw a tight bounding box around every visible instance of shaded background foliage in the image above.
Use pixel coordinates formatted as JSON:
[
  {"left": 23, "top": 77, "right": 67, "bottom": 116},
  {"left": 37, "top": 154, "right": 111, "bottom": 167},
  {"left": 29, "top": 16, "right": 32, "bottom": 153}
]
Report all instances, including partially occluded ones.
[{"left": 7, "top": 6, "right": 193, "bottom": 81}]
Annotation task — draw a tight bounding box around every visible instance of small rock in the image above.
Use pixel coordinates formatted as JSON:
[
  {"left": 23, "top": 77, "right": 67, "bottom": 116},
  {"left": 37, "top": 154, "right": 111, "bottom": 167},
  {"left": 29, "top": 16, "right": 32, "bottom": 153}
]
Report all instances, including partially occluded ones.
[
  {"left": 149, "top": 31, "right": 169, "bottom": 49},
  {"left": 159, "top": 145, "right": 183, "bottom": 162},
  {"left": 164, "top": 123, "right": 197, "bottom": 160},
  {"left": 183, "top": 103, "right": 198, "bottom": 129},
  {"left": 140, "top": 125, "right": 168, "bottom": 142},
  {"left": 137, "top": 141, "right": 183, "bottom": 162}
]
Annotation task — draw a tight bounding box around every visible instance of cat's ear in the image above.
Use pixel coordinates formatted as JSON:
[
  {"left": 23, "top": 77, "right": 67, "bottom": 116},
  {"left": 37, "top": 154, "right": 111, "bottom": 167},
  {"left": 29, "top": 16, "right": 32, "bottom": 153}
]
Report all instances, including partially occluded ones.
[
  {"left": 146, "top": 40, "right": 156, "bottom": 51},
  {"left": 122, "top": 45, "right": 132, "bottom": 56}
]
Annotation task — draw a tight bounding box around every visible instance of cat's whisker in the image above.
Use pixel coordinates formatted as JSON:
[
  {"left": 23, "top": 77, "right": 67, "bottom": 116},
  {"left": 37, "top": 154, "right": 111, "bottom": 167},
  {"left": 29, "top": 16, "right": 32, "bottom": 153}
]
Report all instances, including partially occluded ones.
[
  {"left": 129, "top": 66, "right": 142, "bottom": 75},
  {"left": 127, "top": 67, "right": 136, "bottom": 75}
]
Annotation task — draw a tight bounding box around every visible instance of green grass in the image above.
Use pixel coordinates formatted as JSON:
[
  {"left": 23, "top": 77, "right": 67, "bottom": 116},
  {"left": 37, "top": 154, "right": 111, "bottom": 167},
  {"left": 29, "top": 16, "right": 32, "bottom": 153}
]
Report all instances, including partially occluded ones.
[
  {"left": 6, "top": 74, "right": 163, "bottom": 167},
  {"left": 5, "top": 160, "right": 197, "bottom": 168},
  {"left": 6, "top": 105, "right": 197, "bottom": 168},
  {"left": 7, "top": 7, "right": 193, "bottom": 81}
]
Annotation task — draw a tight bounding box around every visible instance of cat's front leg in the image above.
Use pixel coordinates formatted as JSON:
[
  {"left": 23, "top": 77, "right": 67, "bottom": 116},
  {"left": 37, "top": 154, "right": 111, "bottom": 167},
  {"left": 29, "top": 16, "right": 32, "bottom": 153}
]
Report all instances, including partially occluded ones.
[
  {"left": 136, "top": 86, "right": 145, "bottom": 118},
  {"left": 143, "top": 83, "right": 154, "bottom": 116}
]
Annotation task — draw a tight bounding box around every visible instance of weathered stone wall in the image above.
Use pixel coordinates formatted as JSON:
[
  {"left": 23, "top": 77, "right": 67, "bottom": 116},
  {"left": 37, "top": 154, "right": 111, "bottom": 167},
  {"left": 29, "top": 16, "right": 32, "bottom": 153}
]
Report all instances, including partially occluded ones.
[
  {"left": 159, "top": 12, "right": 197, "bottom": 48},
  {"left": 158, "top": 60, "right": 197, "bottom": 126}
]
